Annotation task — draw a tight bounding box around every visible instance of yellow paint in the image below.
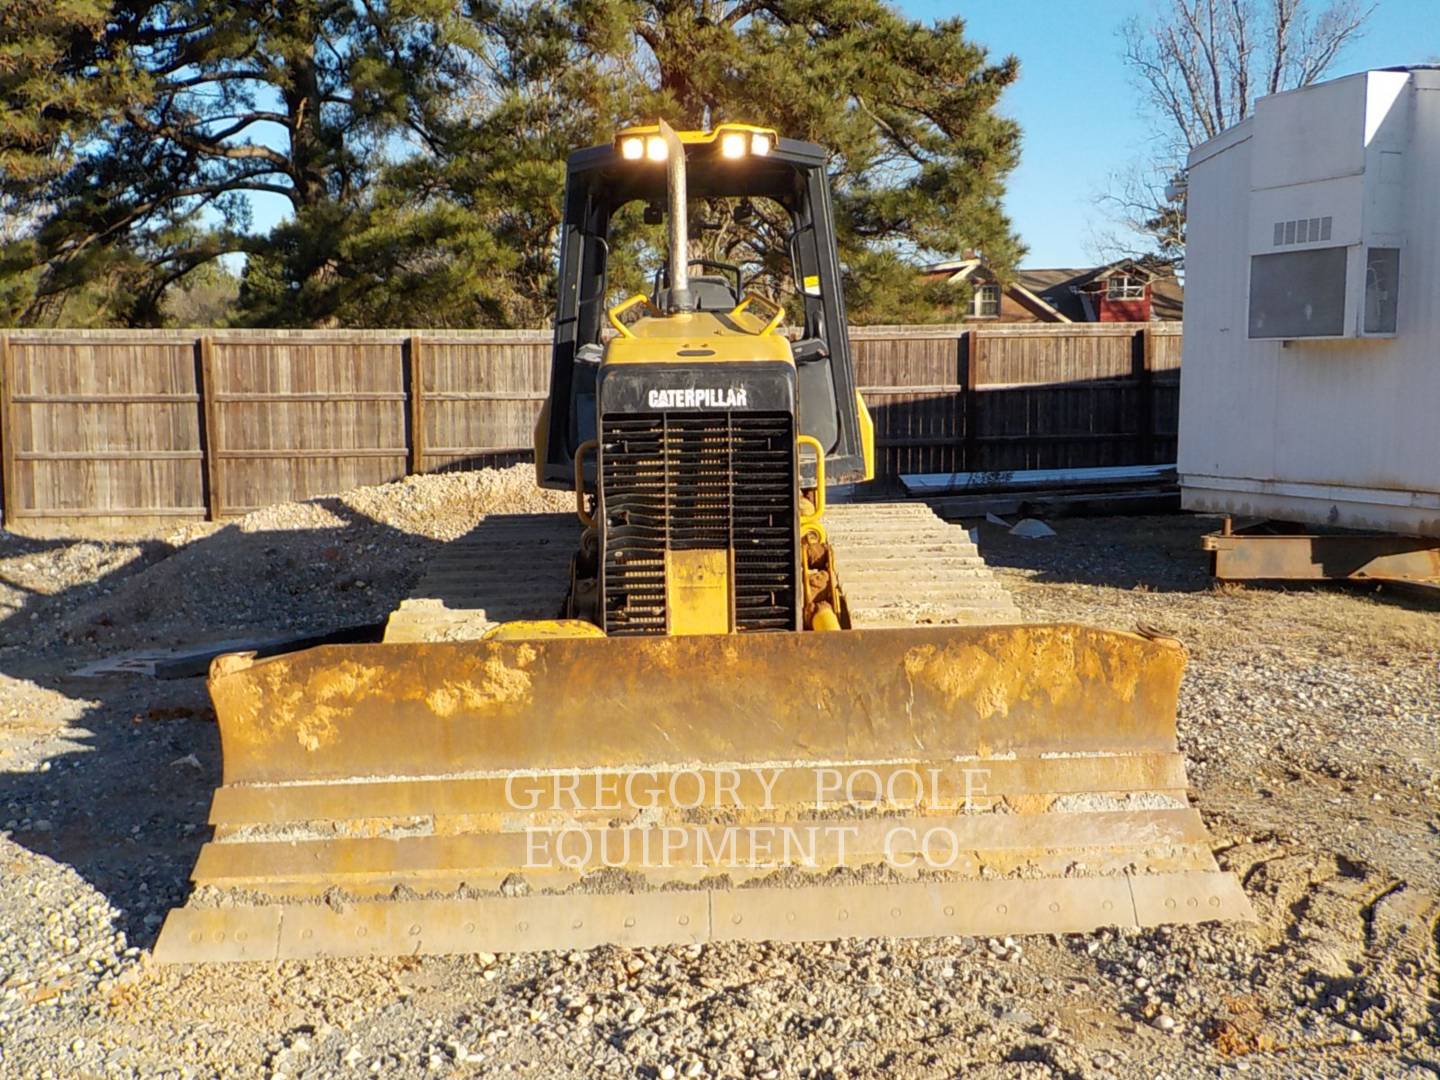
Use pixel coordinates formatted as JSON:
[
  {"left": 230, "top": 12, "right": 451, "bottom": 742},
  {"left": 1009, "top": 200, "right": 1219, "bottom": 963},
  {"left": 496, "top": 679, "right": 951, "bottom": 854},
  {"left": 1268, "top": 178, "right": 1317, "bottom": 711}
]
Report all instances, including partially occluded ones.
[
  {"left": 606, "top": 293, "right": 656, "bottom": 338},
  {"left": 798, "top": 435, "right": 826, "bottom": 532},
  {"left": 856, "top": 392, "right": 876, "bottom": 482},
  {"left": 665, "top": 549, "right": 732, "bottom": 635},
  {"left": 899, "top": 626, "right": 1184, "bottom": 727},
  {"left": 482, "top": 620, "right": 607, "bottom": 641},
  {"left": 730, "top": 293, "right": 786, "bottom": 335},
  {"left": 604, "top": 309, "right": 793, "bottom": 365},
  {"left": 902, "top": 629, "right": 1080, "bottom": 722},
  {"left": 247, "top": 658, "right": 390, "bottom": 754}
]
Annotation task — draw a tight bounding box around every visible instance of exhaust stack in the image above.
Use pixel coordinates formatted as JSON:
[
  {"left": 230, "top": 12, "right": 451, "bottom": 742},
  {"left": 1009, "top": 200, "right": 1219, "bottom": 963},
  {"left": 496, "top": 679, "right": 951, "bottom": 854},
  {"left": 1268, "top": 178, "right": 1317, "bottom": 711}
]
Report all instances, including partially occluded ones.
[{"left": 659, "top": 120, "right": 693, "bottom": 313}]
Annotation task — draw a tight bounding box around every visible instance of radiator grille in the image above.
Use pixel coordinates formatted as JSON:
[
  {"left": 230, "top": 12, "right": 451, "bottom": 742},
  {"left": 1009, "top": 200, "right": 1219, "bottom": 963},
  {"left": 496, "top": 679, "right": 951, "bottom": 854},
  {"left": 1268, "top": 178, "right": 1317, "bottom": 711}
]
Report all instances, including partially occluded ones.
[{"left": 600, "top": 412, "right": 797, "bottom": 636}]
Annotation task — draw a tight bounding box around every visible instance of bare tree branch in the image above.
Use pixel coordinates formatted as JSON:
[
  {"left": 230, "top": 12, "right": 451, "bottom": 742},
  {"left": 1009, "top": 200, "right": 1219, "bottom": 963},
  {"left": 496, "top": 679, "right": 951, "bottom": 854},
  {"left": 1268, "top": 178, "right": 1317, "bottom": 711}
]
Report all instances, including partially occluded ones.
[{"left": 1109, "top": 0, "right": 1374, "bottom": 262}]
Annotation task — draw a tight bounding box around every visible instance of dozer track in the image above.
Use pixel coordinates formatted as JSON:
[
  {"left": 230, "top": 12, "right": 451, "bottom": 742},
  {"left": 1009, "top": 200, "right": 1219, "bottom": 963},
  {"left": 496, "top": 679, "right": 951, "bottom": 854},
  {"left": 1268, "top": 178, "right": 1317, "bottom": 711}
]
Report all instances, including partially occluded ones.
[
  {"left": 382, "top": 502, "right": 1020, "bottom": 643},
  {"left": 153, "top": 508, "right": 1251, "bottom": 963},
  {"left": 821, "top": 504, "right": 1021, "bottom": 625}
]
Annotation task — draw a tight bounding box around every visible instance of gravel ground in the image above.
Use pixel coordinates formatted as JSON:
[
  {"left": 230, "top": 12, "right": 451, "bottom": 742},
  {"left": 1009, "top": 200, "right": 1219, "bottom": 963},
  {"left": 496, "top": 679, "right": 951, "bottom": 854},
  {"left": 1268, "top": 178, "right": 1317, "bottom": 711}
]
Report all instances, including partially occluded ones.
[{"left": 0, "top": 473, "right": 1436, "bottom": 1079}]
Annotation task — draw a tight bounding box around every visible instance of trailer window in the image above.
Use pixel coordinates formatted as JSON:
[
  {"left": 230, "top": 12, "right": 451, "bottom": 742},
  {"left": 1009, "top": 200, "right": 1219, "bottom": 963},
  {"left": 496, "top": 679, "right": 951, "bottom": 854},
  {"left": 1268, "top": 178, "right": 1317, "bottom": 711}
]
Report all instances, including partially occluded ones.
[{"left": 1248, "top": 247, "right": 1347, "bottom": 338}]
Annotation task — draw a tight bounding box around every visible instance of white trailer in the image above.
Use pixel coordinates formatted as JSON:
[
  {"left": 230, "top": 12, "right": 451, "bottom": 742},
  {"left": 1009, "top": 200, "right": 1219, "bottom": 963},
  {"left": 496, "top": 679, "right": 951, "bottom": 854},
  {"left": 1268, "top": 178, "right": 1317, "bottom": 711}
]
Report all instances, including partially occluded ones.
[{"left": 1178, "top": 67, "right": 1440, "bottom": 584}]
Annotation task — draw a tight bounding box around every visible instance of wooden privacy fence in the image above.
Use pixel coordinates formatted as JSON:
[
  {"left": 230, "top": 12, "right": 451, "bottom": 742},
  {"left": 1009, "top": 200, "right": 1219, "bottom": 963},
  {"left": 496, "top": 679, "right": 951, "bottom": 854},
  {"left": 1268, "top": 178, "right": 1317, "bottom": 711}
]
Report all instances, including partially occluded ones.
[
  {"left": 0, "top": 323, "right": 1179, "bottom": 529},
  {"left": 851, "top": 322, "right": 1180, "bottom": 478}
]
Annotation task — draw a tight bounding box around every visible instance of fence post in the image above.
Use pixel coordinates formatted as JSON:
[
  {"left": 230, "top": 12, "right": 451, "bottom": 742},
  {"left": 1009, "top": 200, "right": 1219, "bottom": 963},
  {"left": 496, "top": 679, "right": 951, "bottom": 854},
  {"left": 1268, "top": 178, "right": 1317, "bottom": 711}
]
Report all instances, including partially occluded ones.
[
  {"left": 196, "top": 335, "right": 224, "bottom": 520},
  {"left": 962, "top": 329, "right": 981, "bottom": 471},
  {"left": 0, "top": 333, "right": 13, "bottom": 527},
  {"left": 406, "top": 334, "right": 426, "bottom": 475},
  {"left": 1135, "top": 325, "right": 1155, "bottom": 464}
]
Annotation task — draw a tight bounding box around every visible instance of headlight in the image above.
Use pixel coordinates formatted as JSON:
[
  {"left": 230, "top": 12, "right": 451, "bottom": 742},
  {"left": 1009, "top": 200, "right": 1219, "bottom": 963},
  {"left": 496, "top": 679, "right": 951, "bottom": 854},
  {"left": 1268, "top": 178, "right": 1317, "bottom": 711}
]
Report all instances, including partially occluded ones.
[
  {"left": 720, "top": 132, "right": 747, "bottom": 159},
  {"left": 750, "top": 133, "right": 772, "bottom": 156},
  {"left": 645, "top": 135, "right": 667, "bottom": 161},
  {"left": 619, "top": 136, "right": 644, "bottom": 160}
]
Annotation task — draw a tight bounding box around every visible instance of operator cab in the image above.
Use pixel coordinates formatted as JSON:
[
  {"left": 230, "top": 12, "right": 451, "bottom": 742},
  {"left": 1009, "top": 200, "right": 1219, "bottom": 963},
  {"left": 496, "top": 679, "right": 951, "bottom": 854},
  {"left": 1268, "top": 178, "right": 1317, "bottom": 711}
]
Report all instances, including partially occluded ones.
[{"left": 536, "top": 121, "right": 870, "bottom": 492}]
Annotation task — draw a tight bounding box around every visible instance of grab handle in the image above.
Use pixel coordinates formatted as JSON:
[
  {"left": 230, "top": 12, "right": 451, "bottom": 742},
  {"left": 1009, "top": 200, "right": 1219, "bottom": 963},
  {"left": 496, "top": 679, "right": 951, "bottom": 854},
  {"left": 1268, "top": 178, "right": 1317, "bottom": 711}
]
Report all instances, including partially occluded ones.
[{"left": 797, "top": 435, "right": 826, "bottom": 532}]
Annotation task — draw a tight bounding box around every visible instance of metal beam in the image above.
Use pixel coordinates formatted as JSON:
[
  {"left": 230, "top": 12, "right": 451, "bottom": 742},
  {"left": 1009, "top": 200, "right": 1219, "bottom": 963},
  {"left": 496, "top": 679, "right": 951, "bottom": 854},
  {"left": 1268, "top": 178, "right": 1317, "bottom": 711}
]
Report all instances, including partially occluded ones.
[{"left": 1204, "top": 530, "right": 1440, "bottom": 583}]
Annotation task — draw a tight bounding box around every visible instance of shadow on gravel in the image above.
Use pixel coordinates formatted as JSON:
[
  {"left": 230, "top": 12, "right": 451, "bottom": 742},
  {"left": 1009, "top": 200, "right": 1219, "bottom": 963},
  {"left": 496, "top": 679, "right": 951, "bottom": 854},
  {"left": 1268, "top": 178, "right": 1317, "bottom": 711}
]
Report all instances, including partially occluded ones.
[
  {"left": 0, "top": 497, "right": 524, "bottom": 949},
  {"left": 970, "top": 511, "right": 1440, "bottom": 612},
  {"left": 0, "top": 537, "right": 179, "bottom": 638},
  {"left": 965, "top": 512, "right": 1223, "bottom": 593}
]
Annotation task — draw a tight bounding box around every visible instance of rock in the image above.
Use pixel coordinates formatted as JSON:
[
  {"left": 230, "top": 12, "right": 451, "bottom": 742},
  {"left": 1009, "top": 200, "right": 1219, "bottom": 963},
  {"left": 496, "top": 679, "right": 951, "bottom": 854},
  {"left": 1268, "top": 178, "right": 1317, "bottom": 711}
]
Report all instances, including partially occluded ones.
[
  {"left": 1009, "top": 517, "right": 1057, "bottom": 539},
  {"left": 499, "top": 875, "right": 530, "bottom": 897}
]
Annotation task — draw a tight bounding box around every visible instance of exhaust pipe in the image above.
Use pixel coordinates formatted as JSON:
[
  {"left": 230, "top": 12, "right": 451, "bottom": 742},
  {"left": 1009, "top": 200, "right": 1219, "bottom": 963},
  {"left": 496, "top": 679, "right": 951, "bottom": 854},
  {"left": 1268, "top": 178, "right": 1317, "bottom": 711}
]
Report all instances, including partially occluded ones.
[{"left": 658, "top": 119, "right": 693, "bottom": 313}]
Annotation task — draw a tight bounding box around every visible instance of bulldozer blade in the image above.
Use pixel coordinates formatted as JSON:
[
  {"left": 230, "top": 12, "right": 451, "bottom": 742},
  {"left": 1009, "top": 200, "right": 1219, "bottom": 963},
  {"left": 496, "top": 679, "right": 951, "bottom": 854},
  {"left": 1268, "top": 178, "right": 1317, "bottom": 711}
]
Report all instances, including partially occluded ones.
[{"left": 155, "top": 624, "right": 1253, "bottom": 963}]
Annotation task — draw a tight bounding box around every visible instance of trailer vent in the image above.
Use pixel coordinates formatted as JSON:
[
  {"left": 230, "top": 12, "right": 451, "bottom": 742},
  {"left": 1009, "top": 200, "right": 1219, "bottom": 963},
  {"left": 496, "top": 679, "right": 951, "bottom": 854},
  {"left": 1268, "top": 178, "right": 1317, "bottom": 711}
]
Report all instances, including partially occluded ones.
[{"left": 1272, "top": 216, "right": 1333, "bottom": 246}]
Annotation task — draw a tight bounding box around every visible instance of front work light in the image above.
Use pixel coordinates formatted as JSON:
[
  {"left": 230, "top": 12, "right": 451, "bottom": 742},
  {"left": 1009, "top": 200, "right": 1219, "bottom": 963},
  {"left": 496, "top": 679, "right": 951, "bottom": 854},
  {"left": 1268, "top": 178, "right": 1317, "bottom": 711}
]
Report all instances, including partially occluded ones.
[{"left": 614, "top": 123, "right": 777, "bottom": 164}]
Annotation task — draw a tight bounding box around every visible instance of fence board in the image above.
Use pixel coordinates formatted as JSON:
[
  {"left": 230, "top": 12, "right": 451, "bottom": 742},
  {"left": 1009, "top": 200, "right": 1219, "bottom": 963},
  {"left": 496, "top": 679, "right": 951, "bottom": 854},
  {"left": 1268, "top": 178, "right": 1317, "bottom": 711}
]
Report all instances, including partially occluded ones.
[
  {"left": 0, "top": 324, "right": 1180, "bottom": 528},
  {"left": 0, "top": 335, "right": 12, "bottom": 521},
  {"left": 4, "top": 335, "right": 205, "bottom": 521},
  {"left": 421, "top": 335, "right": 550, "bottom": 472},
  {"left": 210, "top": 337, "right": 408, "bottom": 514}
]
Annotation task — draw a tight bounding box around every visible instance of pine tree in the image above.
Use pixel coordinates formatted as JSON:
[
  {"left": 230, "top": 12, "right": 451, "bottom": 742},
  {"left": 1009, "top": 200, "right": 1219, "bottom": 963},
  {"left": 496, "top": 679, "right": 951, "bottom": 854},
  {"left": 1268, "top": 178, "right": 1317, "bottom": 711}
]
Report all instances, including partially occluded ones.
[
  {"left": 2, "top": 0, "right": 477, "bottom": 326},
  {"left": 485, "top": 1, "right": 1025, "bottom": 323},
  {"left": 3, "top": 1, "right": 1022, "bottom": 327}
]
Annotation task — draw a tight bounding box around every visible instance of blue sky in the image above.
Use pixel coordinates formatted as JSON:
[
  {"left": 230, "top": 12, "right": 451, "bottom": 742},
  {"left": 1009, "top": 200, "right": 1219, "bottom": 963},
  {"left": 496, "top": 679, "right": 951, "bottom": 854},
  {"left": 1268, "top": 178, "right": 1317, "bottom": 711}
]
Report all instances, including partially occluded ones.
[
  {"left": 903, "top": 0, "right": 1440, "bottom": 267},
  {"left": 239, "top": 2, "right": 1438, "bottom": 269}
]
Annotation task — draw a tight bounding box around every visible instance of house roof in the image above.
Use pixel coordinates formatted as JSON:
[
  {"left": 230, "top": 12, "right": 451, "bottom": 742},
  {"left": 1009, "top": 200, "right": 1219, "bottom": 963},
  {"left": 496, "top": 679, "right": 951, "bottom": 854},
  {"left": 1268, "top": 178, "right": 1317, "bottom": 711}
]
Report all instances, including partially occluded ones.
[
  {"left": 917, "top": 257, "right": 1183, "bottom": 322},
  {"left": 1013, "top": 263, "right": 1184, "bottom": 322},
  {"left": 918, "top": 259, "right": 1071, "bottom": 322}
]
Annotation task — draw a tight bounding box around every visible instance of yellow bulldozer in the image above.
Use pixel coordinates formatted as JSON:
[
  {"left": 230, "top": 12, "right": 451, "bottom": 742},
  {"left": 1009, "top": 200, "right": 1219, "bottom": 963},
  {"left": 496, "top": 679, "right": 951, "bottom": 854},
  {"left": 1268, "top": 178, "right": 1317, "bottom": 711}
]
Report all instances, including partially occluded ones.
[{"left": 155, "top": 122, "right": 1250, "bottom": 962}]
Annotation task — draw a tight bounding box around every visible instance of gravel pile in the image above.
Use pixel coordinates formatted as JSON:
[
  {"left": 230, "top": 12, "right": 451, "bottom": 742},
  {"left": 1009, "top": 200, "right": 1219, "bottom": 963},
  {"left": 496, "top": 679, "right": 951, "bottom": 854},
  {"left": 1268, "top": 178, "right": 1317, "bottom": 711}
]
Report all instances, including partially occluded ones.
[
  {"left": 0, "top": 534, "right": 167, "bottom": 647},
  {"left": 0, "top": 838, "right": 139, "bottom": 1077},
  {"left": 0, "top": 486, "right": 1434, "bottom": 1078},
  {"left": 6, "top": 466, "right": 570, "bottom": 659}
]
